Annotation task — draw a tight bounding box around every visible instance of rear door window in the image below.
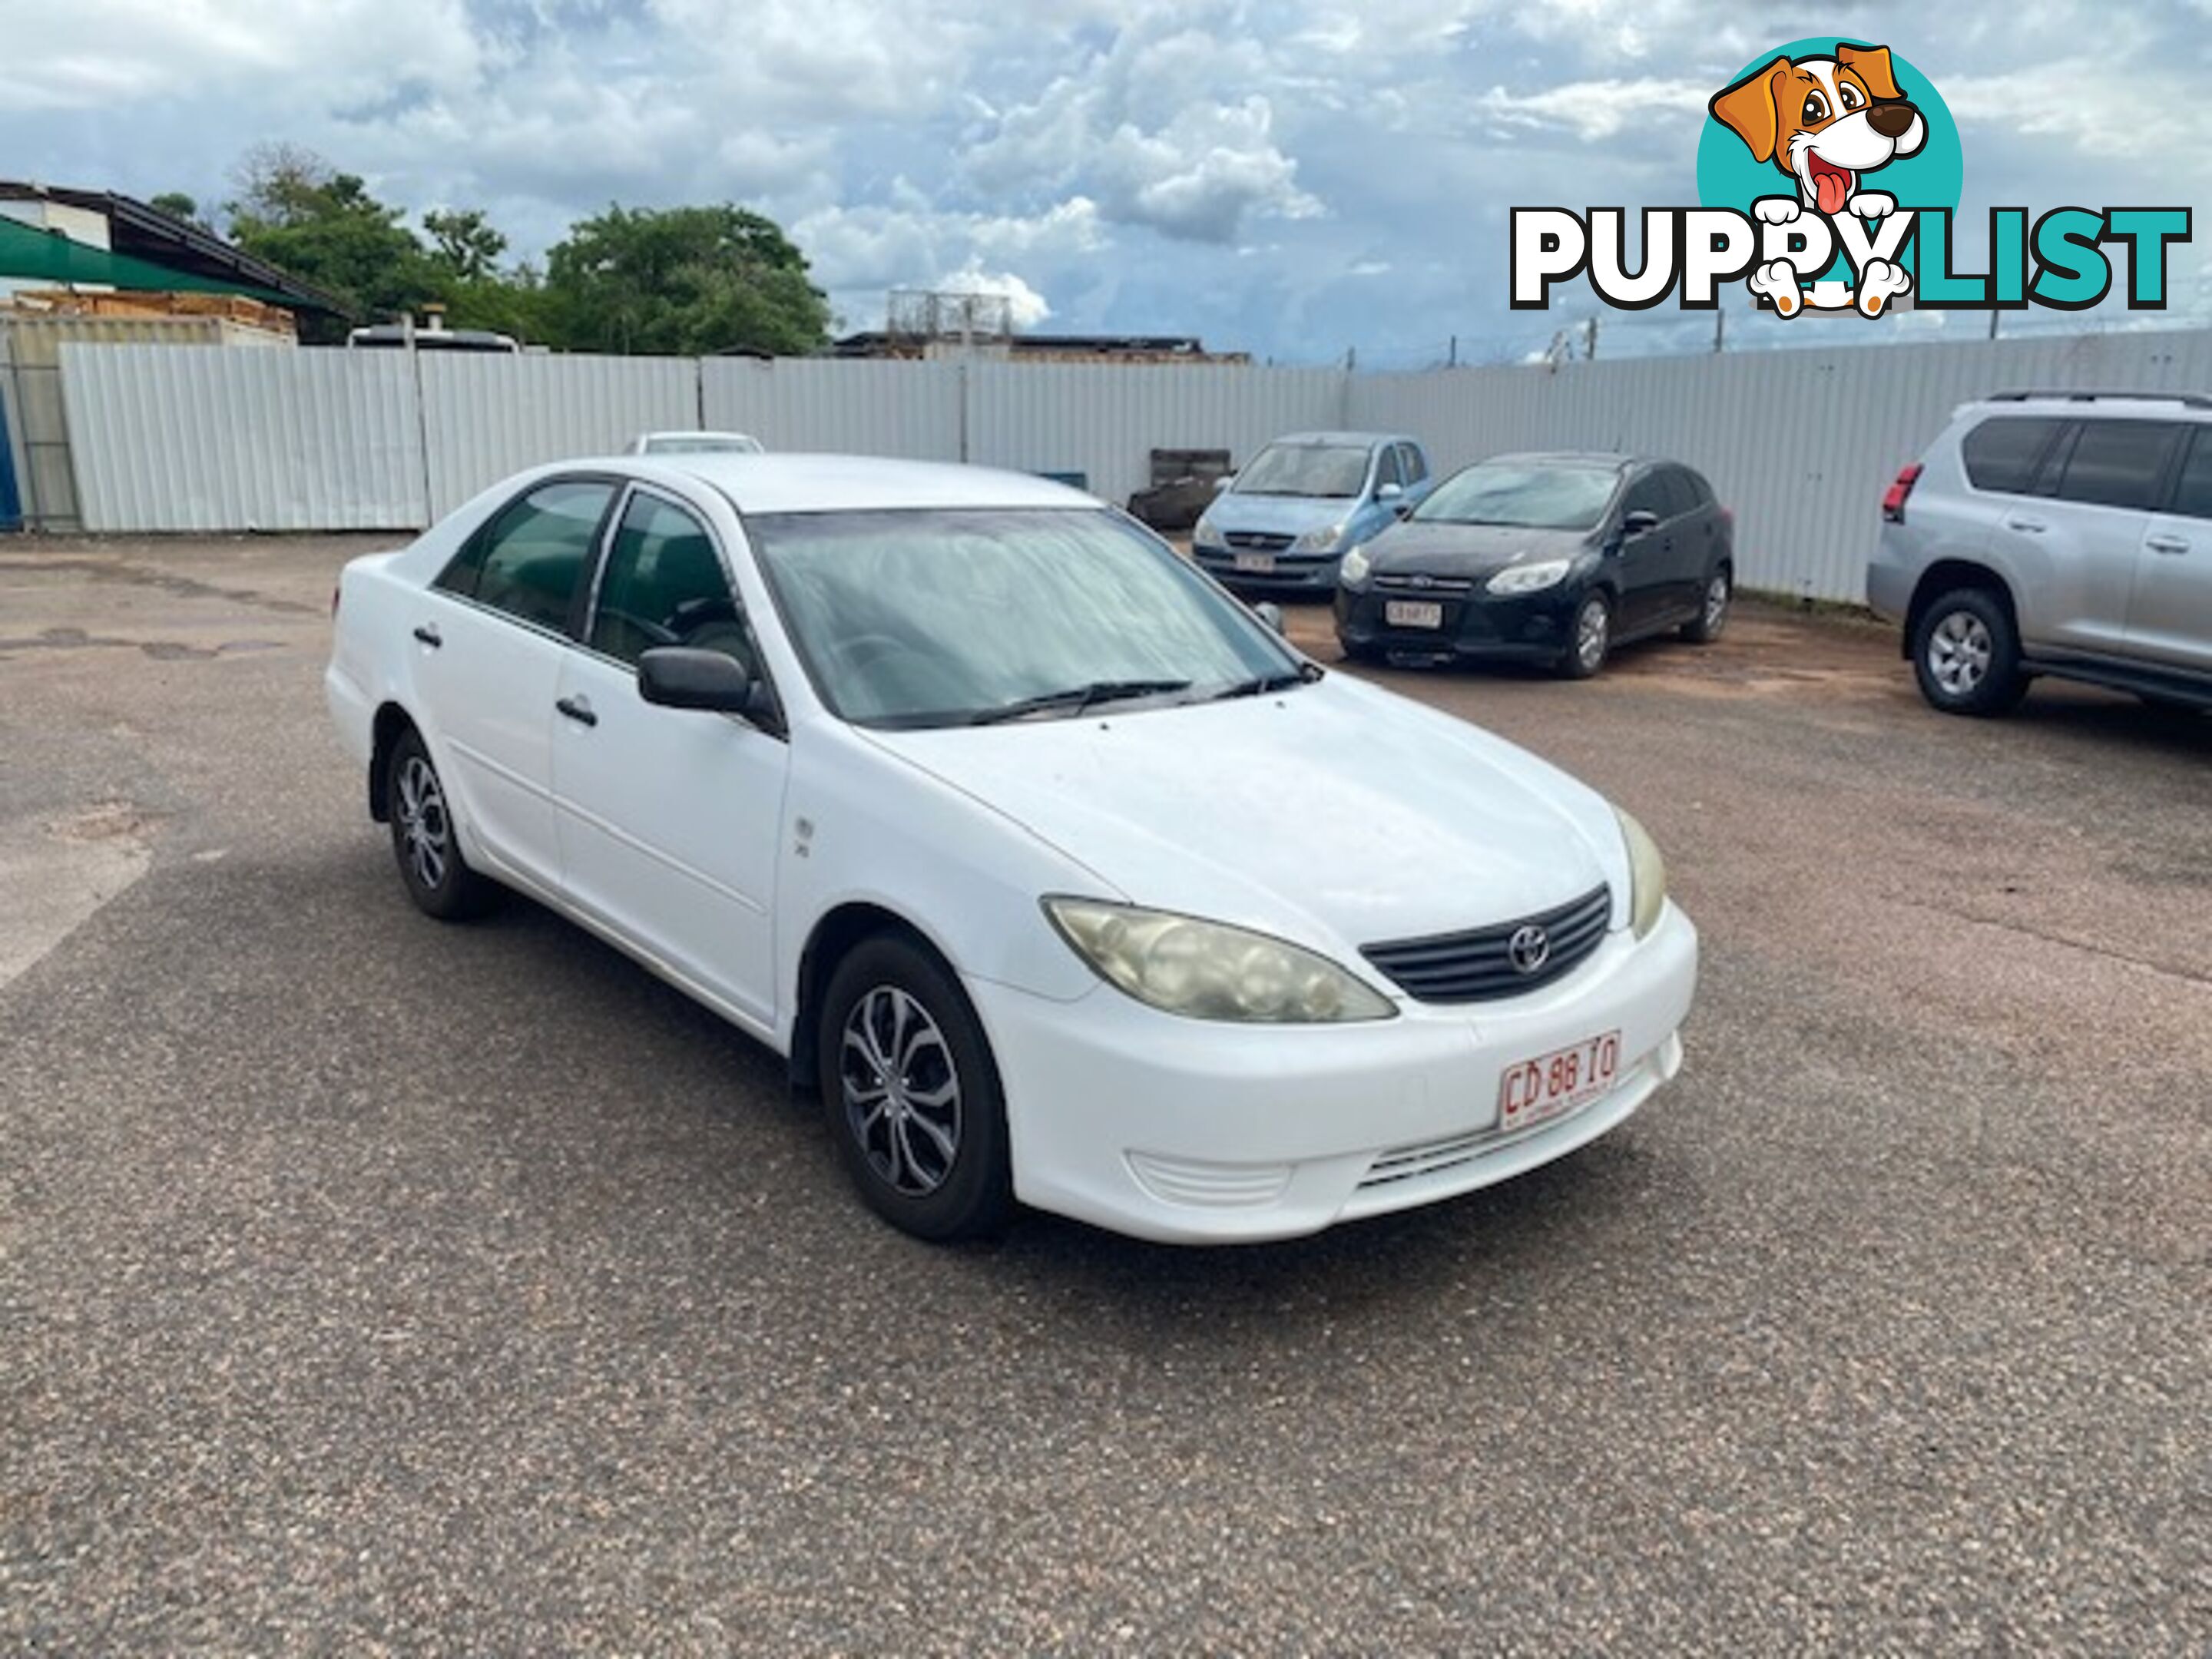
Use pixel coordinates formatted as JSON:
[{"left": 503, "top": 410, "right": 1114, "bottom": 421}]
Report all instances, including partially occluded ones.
[
  {"left": 1373, "top": 445, "right": 1404, "bottom": 492},
  {"left": 2053, "top": 420, "right": 2184, "bottom": 512},
  {"left": 2169, "top": 428, "right": 2212, "bottom": 520},
  {"left": 1399, "top": 443, "right": 1428, "bottom": 484},
  {"left": 1962, "top": 417, "right": 2064, "bottom": 495},
  {"left": 453, "top": 480, "right": 617, "bottom": 631}
]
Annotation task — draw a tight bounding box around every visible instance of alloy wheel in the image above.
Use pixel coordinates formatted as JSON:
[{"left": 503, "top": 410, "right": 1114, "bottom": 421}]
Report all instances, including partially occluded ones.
[
  {"left": 1927, "top": 610, "right": 1992, "bottom": 696},
  {"left": 395, "top": 754, "right": 451, "bottom": 892},
  {"left": 839, "top": 985, "right": 962, "bottom": 1197},
  {"left": 1703, "top": 574, "right": 1729, "bottom": 634},
  {"left": 1577, "top": 599, "right": 1610, "bottom": 672}
]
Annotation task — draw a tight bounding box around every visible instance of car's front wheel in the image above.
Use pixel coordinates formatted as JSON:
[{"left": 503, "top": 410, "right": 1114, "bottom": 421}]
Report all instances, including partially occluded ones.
[
  {"left": 1912, "top": 588, "right": 2027, "bottom": 716},
  {"left": 818, "top": 935, "right": 1015, "bottom": 1242},
  {"left": 386, "top": 727, "right": 500, "bottom": 919},
  {"left": 1558, "top": 591, "right": 1611, "bottom": 679}
]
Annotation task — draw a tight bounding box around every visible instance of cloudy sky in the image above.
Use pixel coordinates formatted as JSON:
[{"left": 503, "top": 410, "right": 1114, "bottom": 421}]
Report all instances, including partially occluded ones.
[{"left": 2, "top": 0, "right": 2207, "bottom": 363}]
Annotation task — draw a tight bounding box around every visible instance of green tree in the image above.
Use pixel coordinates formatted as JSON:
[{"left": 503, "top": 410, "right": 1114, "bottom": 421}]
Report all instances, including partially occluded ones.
[
  {"left": 224, "top": 145, "right": 445, "bottom": 338},
  {"left": 423, "top": 207, "right": 508, "bottom": 283},
  {"left": 148, "top": 191, "right": 205, "bottom": 230},
  {"left": 544, "top": 204, "right": 830, "bottom": 356}
]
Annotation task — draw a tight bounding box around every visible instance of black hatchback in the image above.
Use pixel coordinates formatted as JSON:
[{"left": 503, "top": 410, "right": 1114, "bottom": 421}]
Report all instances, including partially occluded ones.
[{"left": 1333, "top": 452, "right": 1734, "bottom": 677}]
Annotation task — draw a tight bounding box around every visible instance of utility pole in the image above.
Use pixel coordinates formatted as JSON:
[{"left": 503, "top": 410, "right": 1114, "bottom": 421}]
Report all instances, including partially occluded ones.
[
  {"left": 1582, "top": 316, "right": 1600, "bottom": 361},
  {"left": 1714, "top": 306, "right": 1726, "bottom": 353},
  {"left": 1988, "top": 310, "right": 2000, "bottom": 342},
  {"left": 1345, "top": 346, "right": 1357, "bottom": 373},
  {"left": 1448, "top": 334, "right": 1459, "bottom": 368}
]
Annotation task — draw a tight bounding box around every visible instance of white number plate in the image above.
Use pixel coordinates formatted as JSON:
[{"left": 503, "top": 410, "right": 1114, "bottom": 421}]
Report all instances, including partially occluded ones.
[
  {"left": 1497, "top": 1031, "right": 1621, "bottom": 1134},
  {"left": 1233, "top": 551, "right": 1277, "bottom": 574},
  {"left": 1384, "top": 599, "right": 1443, "bottom": 629}
]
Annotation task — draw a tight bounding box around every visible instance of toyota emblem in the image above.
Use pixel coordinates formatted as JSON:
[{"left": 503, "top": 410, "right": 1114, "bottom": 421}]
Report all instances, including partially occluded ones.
[{"left": 1508, "top": 924, "right": 1551, "bottom": 975}]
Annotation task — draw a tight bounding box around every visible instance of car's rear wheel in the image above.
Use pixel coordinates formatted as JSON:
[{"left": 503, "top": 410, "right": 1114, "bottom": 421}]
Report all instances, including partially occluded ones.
[
  {"left": 818, "top": 935, "right": 1014, "bottom": 1242},
  {"left": 1558, "top": 592, "right": 1611, "bottom": 679},
  {"left": 386, "top": 727, "right": 500, "bottom": 919},
  {"left": 1681, "top": 568, "right": 1730, "bottom": 643},
  {"left": 1912, "top": 588, "right": 2027, "bottom": 716}
]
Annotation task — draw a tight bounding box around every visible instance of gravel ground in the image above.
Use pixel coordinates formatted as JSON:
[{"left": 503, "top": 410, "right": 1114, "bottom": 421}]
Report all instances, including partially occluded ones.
[{"left": 2, "top": 535, "right": 2207, "bottom": 1654}]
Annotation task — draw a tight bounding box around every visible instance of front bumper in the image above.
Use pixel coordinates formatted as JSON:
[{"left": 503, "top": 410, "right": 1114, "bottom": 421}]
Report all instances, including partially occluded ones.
[
  {"left": 1336, "top": 582, "right": 1577, "bottom": 662},
  {"left": 971, "top": 901, "right": 1697, "bottom": 1243},
  {"left": 1194, "top": 545, "right": 1344, "bottom": 596}
]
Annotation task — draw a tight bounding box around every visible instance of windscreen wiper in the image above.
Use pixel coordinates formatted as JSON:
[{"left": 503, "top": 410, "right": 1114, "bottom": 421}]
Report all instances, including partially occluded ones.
[
  {"left": 967, "top": 678, "right": 1194, "bottom": 725},
  {"left": 1210, "top": 662, "right": 1325, "bottom": 700}
]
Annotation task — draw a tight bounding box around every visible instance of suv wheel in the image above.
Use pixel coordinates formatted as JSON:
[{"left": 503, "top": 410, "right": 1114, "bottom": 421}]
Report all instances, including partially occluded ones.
[{"left": 1912, "top": 588, "right": 2028, "bottom": 717}]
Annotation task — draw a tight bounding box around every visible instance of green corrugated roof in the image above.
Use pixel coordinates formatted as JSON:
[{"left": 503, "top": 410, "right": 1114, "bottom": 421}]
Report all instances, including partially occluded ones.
[{"left": 0, "top": 214, "right": 299, "bottom": 305}]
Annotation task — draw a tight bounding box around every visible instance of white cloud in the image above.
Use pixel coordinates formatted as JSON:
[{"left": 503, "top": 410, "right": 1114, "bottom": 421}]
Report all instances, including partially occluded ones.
[
  {"left": 933, "top": 260, "right": 1053, "bottom": 328},
  {"left": 1470, "top": 78, "right": 1711, "bottom": 142}
]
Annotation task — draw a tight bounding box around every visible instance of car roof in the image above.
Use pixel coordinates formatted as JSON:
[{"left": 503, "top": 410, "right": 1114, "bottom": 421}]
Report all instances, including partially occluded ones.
[
  {"left": 1480, "top": 450, "right": 1641, "bottom": 469},
  {"left": 1264, "top": 432, "right": 1418, "bottom": 449},
  {"left": 1965, "top": 391, "right": 2212, "bottom": 418},
  {"left": 624, "top": 452, "right": 1100, "bottom": 515}
]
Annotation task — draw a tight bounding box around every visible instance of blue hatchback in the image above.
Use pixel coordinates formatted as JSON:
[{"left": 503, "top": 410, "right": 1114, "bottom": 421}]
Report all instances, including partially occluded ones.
[{"left": 1192, "top": 432, "right": 1433, "bottom": 597}]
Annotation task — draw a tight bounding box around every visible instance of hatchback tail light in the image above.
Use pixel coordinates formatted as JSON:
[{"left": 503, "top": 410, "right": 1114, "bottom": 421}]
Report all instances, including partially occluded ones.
[{"left": 1882, "top": 462, "right": 1924, "bottom": 524}]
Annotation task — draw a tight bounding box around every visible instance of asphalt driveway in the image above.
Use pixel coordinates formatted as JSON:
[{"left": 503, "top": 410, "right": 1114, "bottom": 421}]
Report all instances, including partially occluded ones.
[{"left": 2, "top": 537, "right": 2207, "bottom": 1652}]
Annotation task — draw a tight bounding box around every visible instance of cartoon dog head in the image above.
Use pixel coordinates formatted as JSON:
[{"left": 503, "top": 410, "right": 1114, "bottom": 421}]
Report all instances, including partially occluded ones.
[{"left": 1709, "top": 44, "right": 1926, "bottom": 217}]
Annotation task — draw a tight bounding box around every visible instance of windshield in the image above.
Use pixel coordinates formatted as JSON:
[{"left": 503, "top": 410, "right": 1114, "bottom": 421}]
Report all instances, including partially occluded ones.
[
  {"left": 1413, "top": 463, "right": 1619, "bottom": 530},
  {"left": 1232, "top": 443, "right": 1372, "bottom": 498},
  {"left": 747, "top": 508, "right": 1301, "bottom": 729}
]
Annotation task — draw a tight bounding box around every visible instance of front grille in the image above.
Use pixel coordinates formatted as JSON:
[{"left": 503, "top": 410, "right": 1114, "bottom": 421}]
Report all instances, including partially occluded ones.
[
  {"left": 1224, "top": 531, "right": 1294, "bottom": 551},
  {"left": 1375, "top": 572, "right": 1477, "bottom": 594},
  {"left": 1361, "top": 885, "right": 1611, "bottom": 1004}
]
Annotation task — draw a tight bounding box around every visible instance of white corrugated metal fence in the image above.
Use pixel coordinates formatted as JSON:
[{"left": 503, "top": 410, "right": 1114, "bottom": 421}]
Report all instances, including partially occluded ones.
[{"left": 51, "top": 329, "right": 2212, "bottom": 601}]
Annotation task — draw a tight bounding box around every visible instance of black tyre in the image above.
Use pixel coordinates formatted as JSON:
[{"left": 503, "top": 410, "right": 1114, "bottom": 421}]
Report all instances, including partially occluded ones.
[
  {"left": 1912, "top": 588, "right": 2027, "bottom": 717},
  {"left": 1558, "top": 591, "right": 1611, "bottom": 679},
  {"left": 818, "top": 935, "right": 1014, "bottom": 1242},
  {"left": 1681, "top": 567, "right": 1731, "bottom": 644},
  {"left": 386, "top": 727, "right": 501, "bottom": 919},
  {"left": 1338, "top": 637, "right": 1386, "bottom": 666}
]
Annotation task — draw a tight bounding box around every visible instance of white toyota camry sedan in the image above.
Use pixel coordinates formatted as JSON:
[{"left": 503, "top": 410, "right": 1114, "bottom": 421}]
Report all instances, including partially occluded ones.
[{"left": 326, "top": 455, "right": 1697, "bottom": 1244}]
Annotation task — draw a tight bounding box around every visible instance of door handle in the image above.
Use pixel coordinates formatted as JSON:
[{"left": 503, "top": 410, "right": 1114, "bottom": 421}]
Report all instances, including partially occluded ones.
[
  {"left": 2004, "top": 515, "right": 2048, "bottom": 535},
  {"left": 555, "top": 695, "right": 598, "bottom": 728},
  {"left": 2146, "top": 534, "right": 2191, "bottom": 556},
  {"left": 412, "top": 623, "right": 442, "bottom": 647}
]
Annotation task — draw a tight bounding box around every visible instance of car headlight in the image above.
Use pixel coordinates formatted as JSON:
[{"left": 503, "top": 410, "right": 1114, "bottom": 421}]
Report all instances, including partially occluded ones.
[
  {"left": 1044, "top": 898, "right": 1397, "bottom": 1023},
  {"left": 1341, "top": 544, "right": 1372, "bottom": 587},
  {"left": 1192, "top": 512, "right": 1224, "bottom": 548},
  {"left": 1486, "top": 558, "right": 1573, "bottom": 595},
  {"left": 1615, "top": 809, "right": 1667, "bottom": 939},
  {"left": 1292, "top": 523, "right": 1345, "bottom": 553}
]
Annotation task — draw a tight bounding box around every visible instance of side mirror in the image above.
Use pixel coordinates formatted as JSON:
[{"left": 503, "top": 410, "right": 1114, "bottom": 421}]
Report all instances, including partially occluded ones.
[
  {"left": 1392, "top": 502, "right": 1415, "bottom": 519},
  {"left": 1212, "top": 475, "right": 1234, "bottom": 494},
  {"left": 1252, "top": 601, "right": 1286, "bottom": 634},
  {"left": 1620, "top": 509, "right": 1661, "bottom": 538},
  {"left": 637, "top": 647, "right": 780, "bottom": 730},
  {"left": 1376, "top": 480, "right": 1404, "bottom": 502}
]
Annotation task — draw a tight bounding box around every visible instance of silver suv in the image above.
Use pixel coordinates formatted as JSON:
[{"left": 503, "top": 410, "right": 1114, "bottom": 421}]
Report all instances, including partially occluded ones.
[{"left": 1867, "top": 391, "right": 2212, "bottom": 716}]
